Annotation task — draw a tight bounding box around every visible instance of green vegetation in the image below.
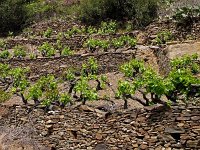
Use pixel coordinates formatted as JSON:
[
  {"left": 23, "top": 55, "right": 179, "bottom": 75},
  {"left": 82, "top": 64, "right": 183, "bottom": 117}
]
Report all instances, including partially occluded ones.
[
  {"left": 0, "top": 53, "right": 199, "bottom": 111},
  {"left": 11, "top": 67, "right": 30, "bottom": 104},
  {"left": 43, "top": 27, "right": 53, "bottom": 38},
  {"left": 63, "top": 58, "right": 108, "bottom": 105},
  {"left": 173, "top": 6, "right": 200, "bottom": 28},
  {"left": 84, "top": 35, "right": 137, "bottom": 52},
  {"left": 0, "top": 39, "right": 7, "bottom": 50},
  {"left": 97, "top": 21, "right": 118, "bottom": 34},
  {"left": 61, "top": 47, "right": 73, "bottom": 56},
  {"left": 38, "top": 42, "right": 56, "bottom": 57},
  {"left": 25, "top": 0, "right": 72, "bottom": 23},
  {"left": 1, "top": 0, "right": 191, "bottom": 37},
  {"left": 79, "top": 0, "right": 158, "bottom": 26},
  {"left": 0, "top": 50, "right": 10, "bottom": 59},
  {"left": 84, "top": 39, "right": 110, "bottom": 52},
  {"left": 64, "top": 21, "right": 118, "bottom": 38},
  {"left": 59, "top": 93, "right": 71, "bottom": 108},
  {"left": 0, "top": 0, "right": 29, "bottom": 35},
  {"left": 65, "top": 26, "right": 84, "bottom": 38},
  {"left": 155, "top": 30, "right": 173, "bottom": 44},
  {"left": 112, "top": 35, "right": 137, "bottom": 49},
  {"left": 13, "top": 45, "right": 27, "bottom": 58},
  {"left": 117, "top": 54, "right": 200, "bottom": 109},
  {"left": 0, "top": 90, "right": 11, "bottom": 103}
]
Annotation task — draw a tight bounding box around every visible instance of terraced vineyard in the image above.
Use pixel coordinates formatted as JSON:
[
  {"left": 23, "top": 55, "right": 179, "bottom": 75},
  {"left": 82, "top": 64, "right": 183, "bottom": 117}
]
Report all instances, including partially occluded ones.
[{"left": 0, "top": 7, "right": 200, "bottom": 150}]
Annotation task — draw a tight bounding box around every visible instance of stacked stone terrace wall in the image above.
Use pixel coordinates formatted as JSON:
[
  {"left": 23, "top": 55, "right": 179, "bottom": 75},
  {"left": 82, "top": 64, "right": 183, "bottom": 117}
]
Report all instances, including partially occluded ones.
[
  {"left": 0, "top": 104, "right": 199, "bottom": 150},
  {"left": 31, "top": 104, "right": 200, "bottom": 149},
  {"left": 0, "top": 52, "right": 135, "bottom": 79}
]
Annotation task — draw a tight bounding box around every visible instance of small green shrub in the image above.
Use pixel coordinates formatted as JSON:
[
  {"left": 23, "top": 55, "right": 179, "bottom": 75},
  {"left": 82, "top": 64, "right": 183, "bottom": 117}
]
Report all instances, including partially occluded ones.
[
  {"left": 112, "top": 35, "right": 137, "bottom": 49},
  {"left": 13, "top": 45, "right": 26, "bottom": 58},
  {"left": 25, "top": 0, "right": 60, "bottom": 23},
  {"left": 61, "top": 47, "right": 73, "bottom": 56},
  {"left": 0, "top": 50, "right": 10, "bottom": 59},
  {"left": 29, "top": 53, "right": 37, "bottom": 59},
  {"left": 87, "top": 26, "right": 98, "bottom": 34},
  {"left": 98, "top": 21, "right": 118, "bottom": 34},
  {"left": 84, "top": 38, "right": 110, "bottom": 52},
  {"left": 43, "top": 27, "right": 53, "bottom": 38},
  {"left": 59, "top": 93, "right": 71, "bottom": 107},
  {"left": 112, "top": 38, "right": 125, "bottom": 49},
  {"left": 38, "top": 42, "right": 56, "bottom": 57},
  {"left": 0, "top": 90, "right": 11, "bottom": 103},
  {"left": 155, "top": 30, "right": 173, "bottom": 44},
  {"left": 0, "top": 39, "right": 7, "bottom": 50},
  {"left": 65, "top": 26, "right": 83, "bottom": 38}
]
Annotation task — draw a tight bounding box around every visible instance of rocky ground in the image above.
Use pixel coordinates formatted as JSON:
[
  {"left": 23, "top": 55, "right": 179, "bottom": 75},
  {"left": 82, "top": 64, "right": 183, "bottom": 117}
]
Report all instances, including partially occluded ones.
[{"left": 0, "top": 6, "right": 200, "bottom": 149}]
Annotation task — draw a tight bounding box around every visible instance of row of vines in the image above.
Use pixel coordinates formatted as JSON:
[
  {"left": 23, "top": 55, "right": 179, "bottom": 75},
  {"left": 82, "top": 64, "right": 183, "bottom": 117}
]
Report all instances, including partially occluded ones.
[
  {"left": 0, "top": 35, "right": 137, "bottom": 59},
  {"left": 0, "top": 54, "right": 199, "bottom": 111}
]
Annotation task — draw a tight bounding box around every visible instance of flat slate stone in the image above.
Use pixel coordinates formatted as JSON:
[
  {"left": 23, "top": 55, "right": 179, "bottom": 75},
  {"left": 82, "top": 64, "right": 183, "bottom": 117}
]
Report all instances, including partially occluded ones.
[
  {"left": 164, "top": 127, "right": 185, "bottom": 134},
  {"left": 95, "top": 143, "right": 108, "bottom": 150}
]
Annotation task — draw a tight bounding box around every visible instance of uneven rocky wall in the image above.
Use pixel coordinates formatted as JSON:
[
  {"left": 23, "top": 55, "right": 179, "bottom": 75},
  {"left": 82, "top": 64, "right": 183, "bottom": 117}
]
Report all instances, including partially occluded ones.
[
  {"left": 146, "top": 20, "right": 200, "bottom": 43},
  {"left": 0, "top": 52, "right": 135, "bottom": 79},
  {"left": 6, "top": 36, "right": 87, "bottom": 49},
  {"left": 0, "top": 104, "right": 199, "bottom": 150}
]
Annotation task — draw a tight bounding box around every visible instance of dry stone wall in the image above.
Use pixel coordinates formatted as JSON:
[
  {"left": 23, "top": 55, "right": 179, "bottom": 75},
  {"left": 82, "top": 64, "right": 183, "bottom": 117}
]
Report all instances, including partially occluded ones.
[
  {"left": 146, "top": 20, "right": 200, "bottom": 43},
  {"left": 0, "top": 52, "right": 135, "bottom": 79},
  {"left": 0, "top": 104, "right": 199, "bottom": 150},
  {"left": 6, "top": 36, "right": 86, "bottom": 49}
]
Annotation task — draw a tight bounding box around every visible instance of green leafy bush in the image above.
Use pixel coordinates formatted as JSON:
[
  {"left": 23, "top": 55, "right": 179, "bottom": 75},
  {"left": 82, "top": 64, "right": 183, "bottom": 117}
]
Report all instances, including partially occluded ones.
[
  {"left": 28, "top": 75, "right": 58, "bottom": 105},
  {"left": 84, "top": 38, "right": 110, "bottom": 52},
  {"left": 38, "top": 42, "right": 56, "bottom": 57},
  {"left": 0, "top": 39, "right": 7, "bottom": 50},
  {"left": 13, "top": 45, "right": 26, "bottom": 58},
  {"left": 28, "top": 84, "right": 43, "bottom": 105},
  {"left": 0, "top": 90, "right": 11, "bottom": 103},
  {"left": 0, "top": 50, "right": 10, "bottom": 59},
  {"left": 84, "top": 35, "right": 136, "bottom": 52},
  {"left": 0, "top": 65, "right": 30, "bottom": 104},
  {"left": 63, "top": 57, "right": 108, "bottom": 105},
  {"left": 98, "top": 21, "right": 118, "bottom": 34},
  {"left": 25, "top": 0, "right": 62, "bottom": 23},
  {"left": 155, "top": 30, "right": 173, "bottom": 44},
  {"left": 43, "top": 27, "right": 53, "bottom": 38},
  {"left": 87, "top": 26, "right": 98, "bottom": 34},
  {"left": 0, "top": 0, "right": 29, "bottom": 35},
  {"left": 59, "top": 93, "right": 71, "bottom": 108},
  {"left": 74, "top": 76, "right": 98, "bottom": 105},
  {"left": 79, "top": 0, "right": 158, "bottom": 26},
  {"left": 173, "top": 6, "right": 200, "bottom": 28},
  {"left": 64, "top": 26, "right": 84, "bottom": 38},
  {"left": 61, "top": 47, "right": 73, "bottom": 56},
  {"left": 112, "top": 35, "right": 137, "bottom": 49}
]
